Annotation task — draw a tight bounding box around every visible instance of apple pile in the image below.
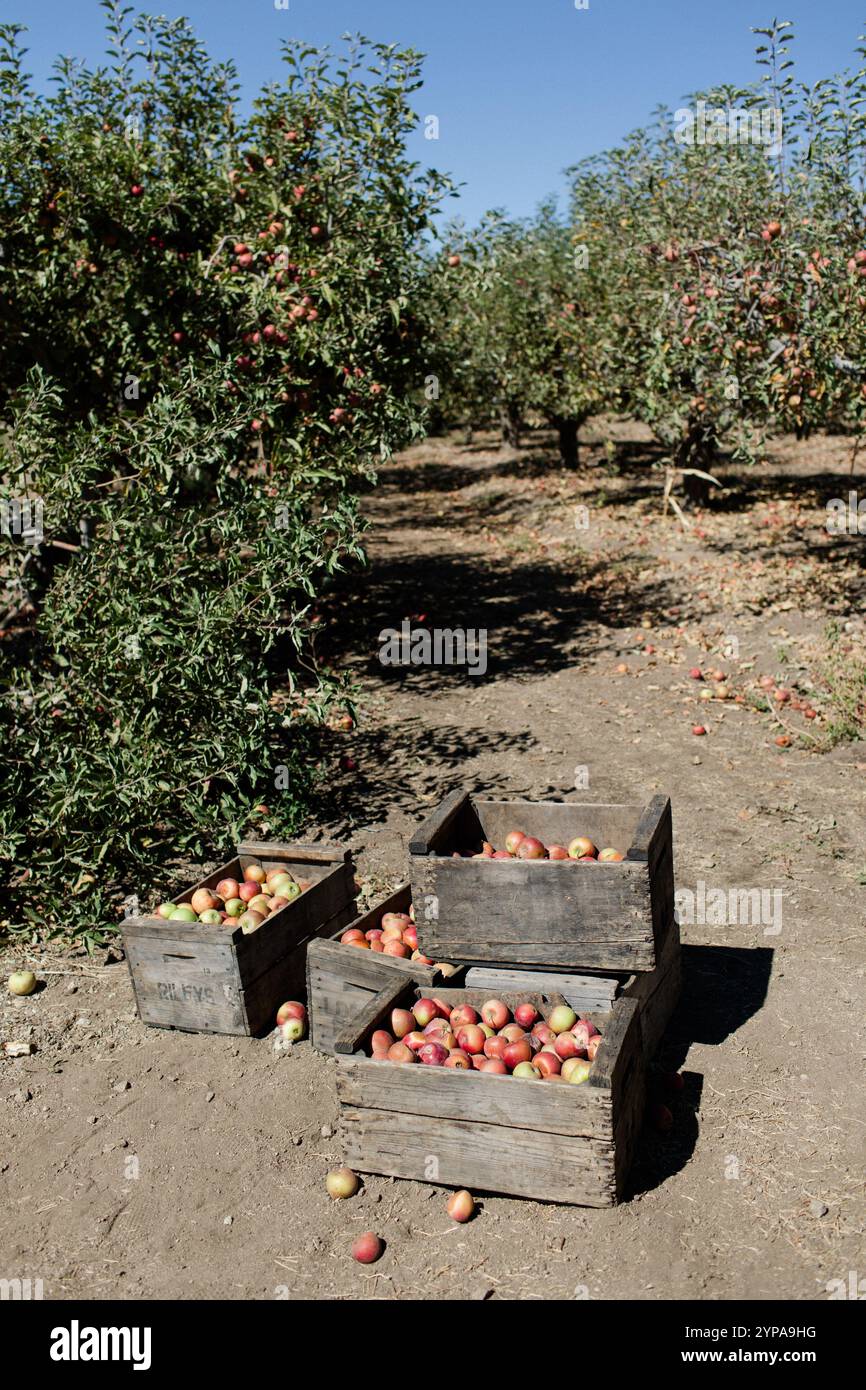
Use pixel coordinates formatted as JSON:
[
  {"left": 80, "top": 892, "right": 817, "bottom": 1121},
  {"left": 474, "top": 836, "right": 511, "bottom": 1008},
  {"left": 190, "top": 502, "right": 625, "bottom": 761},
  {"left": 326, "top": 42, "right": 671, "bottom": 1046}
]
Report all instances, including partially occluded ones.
[
  {"left": 341, "top": 904, "right": 454, "bottom": 973},
  {"left": 153, "top": 863, "right": 312, "bottom": 935},
  {"left": 463, "top": 831, "right": 624, "bottom": 863},
  {"left": 369, "top": 997, "right": 602, "bottom": 1083}
]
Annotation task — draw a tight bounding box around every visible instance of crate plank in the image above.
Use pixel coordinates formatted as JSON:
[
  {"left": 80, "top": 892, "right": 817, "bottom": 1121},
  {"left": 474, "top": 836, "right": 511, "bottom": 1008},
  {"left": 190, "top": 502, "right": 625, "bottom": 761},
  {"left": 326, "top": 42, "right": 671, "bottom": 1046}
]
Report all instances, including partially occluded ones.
[
  {"left": 464, "top": 967, "right": 618, "bottom": 1012},
  {"left": 339, "top": 1110, "right": 617, "bottom": 1206}
]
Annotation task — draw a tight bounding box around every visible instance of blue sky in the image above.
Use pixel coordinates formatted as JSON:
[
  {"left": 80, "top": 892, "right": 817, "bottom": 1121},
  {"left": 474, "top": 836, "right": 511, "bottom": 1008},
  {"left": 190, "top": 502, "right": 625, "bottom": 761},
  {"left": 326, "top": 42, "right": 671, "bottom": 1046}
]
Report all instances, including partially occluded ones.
[{"left": 11, "top": 0, "right": 866, "bottom": 225}]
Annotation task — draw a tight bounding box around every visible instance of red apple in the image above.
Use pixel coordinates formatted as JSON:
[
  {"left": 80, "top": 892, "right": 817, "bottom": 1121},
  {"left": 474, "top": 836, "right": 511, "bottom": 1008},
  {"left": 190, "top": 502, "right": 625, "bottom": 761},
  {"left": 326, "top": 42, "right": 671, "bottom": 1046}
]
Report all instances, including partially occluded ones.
[
  {"left": 276, "top": 1001, "right": 306, "bottom": 1026},
  {"left": 499, "top": 1023, "right": 528, "bottom": 1043},
  {"left": 587, "top": 1035, "right": 602, "bottom": 1061},
  {"left": 532, "top": 1051, "right": 562, "bottom": 1078},
  {"left": 444, "top": 1050, "right": 472, "bottom": 1069},
  {"left": 504, "top": 830, "right": 526, "bottom": 855},
  {"left": 554, "top": 1032, "right": 584, "bottom": 1060},
  {"left": 381, "top": 912, "right": 411, "bottom": 931},
  {"left": 446, "top": 1190, "right": 475, "bottom": 1222},
  {"left": 238, "top": 910, "right": 265, "bottom": 933},
  {"left": 517, "top": 836, "right": 547, "bottom": 860},
  {"left": 380, "top": 923, "right": 404, "bottom": 941},
  {"left": 387, "top": 1042, "right": 415, "bottom": 1063},
  {"left": 268, "top": 895, "right": 292, "bottom": 914},
  {"left": 419, "top": 1042, "right": 448, "bottom": 1066},
  {"left": 216, "top": 878, "right": 240, "bottom": 901},
  {"left": 483, "top": 1035, "right": 508, "bottom": 1060},
  {"left": 402, "top": 925, "right": 418, "bottom": 950},
  {"left": 456, "top": 1025, "right": 486, "bottom": 1055},
  {"left": 383, "top": 939, "right": 410, "bottom": 959},
  {"left": 515, "top": 1003, "right": 539, "bottom": 1030},
  {"left": 547, "top": 844, "right": 569, "bottom": 860},
  {"left": 531, "top": 1021, "right": 555, "bottom": 1045},
  {"left": 371, "top": 1029, "right": 394, "bottom": 1052},
  {"left": 243, "top": 864, "right": 266, "bottom": 884},
  {"left": 370, "top": 939, "right": 385, "bottom": 952},
  {"left": 404, "top": 1031, "right": 427, "bottom": 1053},
  {"left": 449, "top": 1005, "right": 479, "bottom": 1028},
  {"left": 503, "top": 1039, "right": 532, "bottom": 1070},
  {"left": 568, "top": 837, "right": 597, "bottom": 859},
  {"left": 351, "top": 1232, "right": 383, "bottom": 1264},
  {"left": 413, "top": 998, "right": 438, "bottom": 1028},
  {"left": 479, "top": 1057, "right": 507, "bottom": 1074},
  {"left": 391, "top": 1009, "right": 416, "bottom": 1039},
  {"left": 365, "top": 928, "right": 383, "bottom": 942},
  {"left": 247, "top": 893, "right": 271, "bottom": 916},
  {"left": 492, "top": 850, "right": 513, "bottom": 860},
  {"left": 432, "top": 998, "right": 453, "bottom": 1019},
  {"left": 598, "top": 848, "right": 624, "bottom": 862},
  {"left": 239, "top": 881, "right": 260, "bottom": 904},
  {"left": 573, "top": 1019, "right": 599, "bottom": 1050},
  {"left": 423, "top": 1018, "right": 450, "bottom": 1037},
  {"left": 481, "top": 999, "right": 510, "bottom": 1031},
  {"left": 191, "top": 888, "right": 220, "bottom": 915}
]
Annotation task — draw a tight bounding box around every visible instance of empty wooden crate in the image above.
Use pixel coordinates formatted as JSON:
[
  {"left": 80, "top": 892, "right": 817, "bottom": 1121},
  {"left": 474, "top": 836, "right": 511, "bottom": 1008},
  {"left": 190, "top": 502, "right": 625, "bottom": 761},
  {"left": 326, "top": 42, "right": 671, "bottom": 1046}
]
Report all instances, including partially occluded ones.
[
  {"left": 409, "top": 792, "right": 674, "bottom": 972},
  {"left": 121, "top": 842, "right": 356, "bottom": 1036},
  {"left": 335, "top": 984, "right": 645, "bottom": 1206}
]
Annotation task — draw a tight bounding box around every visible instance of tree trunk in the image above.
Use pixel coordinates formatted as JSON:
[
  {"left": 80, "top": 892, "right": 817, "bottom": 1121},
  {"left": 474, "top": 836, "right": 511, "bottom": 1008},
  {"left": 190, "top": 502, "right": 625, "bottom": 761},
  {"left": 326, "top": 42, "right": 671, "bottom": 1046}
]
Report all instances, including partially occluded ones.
[
  {"left": 677, "top": 418, "right": 712, "bottom": 506},
  {"left": 555, "top": 417, "right": 579, "bottom": 468},
  {"left": 500, "top": 403, "right": 522, "bottom": 449}
]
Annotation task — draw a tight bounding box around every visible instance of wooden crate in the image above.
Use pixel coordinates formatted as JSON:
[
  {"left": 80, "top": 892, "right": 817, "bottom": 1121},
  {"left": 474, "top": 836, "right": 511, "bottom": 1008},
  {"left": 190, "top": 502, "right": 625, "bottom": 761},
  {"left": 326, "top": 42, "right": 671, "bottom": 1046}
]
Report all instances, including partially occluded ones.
[
  {"left": 335, "top": 984, "right": 645, "bottom": 1207},
  {"left": 409, "top": 791, "right": 674, "bottom": 972},
  {"left": 121, "top": 842, "right": 356, "bottom": 1036},
  {"left": 463, "top": 910, "right": 683, "bottom": 1063},
  {"left": 306, "top": 884, "right": 465, "bottom": 1055}
]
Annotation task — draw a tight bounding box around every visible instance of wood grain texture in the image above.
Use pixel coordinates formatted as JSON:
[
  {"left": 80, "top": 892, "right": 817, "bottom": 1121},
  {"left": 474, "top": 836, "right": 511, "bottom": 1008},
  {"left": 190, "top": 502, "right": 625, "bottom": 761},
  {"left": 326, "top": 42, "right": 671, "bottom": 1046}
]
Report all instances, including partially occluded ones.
[
  {"left": 339, "top": 1109, "right": 617, "bottom": 1205},
  {"left": 464, "top": 967, "right": 618, "bottom": 1012},
  {"left": 409, "top": 794, "right": 675, "bottom": 972},
  {"left": 407, "top": 789, "right": 471, "bottom": 854}
]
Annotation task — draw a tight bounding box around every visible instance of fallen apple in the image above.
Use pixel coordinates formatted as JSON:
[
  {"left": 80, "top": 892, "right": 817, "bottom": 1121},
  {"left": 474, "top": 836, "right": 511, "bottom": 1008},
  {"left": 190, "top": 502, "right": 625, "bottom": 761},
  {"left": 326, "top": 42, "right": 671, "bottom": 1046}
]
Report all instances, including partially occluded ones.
[
  {"left": 446, "top": 1190, "right": 475, "bottom": 1223},
  {"left": 351, "top": 1232, "right": 383, "bottom": 1264},
  {"left": 326, "top": 1167, "right": 359, "bottom": 1199},
  {"left": 8, "top": 971, "right": 36, "bottom": 997},
  {"left": 279, "top": 1015, "right": 305, "bottom": 1042},
  {"left": 277, "top": 1001, "right": 306, "bottom": 1026}
]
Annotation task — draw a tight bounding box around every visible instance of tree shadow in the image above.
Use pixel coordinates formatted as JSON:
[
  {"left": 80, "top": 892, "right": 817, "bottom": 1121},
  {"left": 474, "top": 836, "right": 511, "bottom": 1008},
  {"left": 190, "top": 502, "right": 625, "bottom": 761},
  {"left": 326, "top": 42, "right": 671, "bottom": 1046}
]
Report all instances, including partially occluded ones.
[{"left": 628, "top": 943, "right": 774, "bottom": 1199}]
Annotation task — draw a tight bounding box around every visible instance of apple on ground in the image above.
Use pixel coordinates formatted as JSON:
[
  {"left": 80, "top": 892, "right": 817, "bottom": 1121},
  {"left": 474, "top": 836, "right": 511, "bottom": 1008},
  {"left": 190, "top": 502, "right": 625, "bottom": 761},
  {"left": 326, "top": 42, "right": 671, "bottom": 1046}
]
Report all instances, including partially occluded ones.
[
  {"left": 279, "top": 1015, "right": 305, "bottom": 1042},
  {"left": 446, "top": 1190, "right": 475, "bottom": 1222},
  {"left": 8, "top": 971, "right": 36, "bottom": 997},
  {"left": 326, "top": 1168, "right": 359, "bottom": 1199},
  {"left": 277, "top": 1001, "right": 306, "bottom": 1026},
  {"left": 351, "top": 1232, "right": 383, "bottom": 1264}
]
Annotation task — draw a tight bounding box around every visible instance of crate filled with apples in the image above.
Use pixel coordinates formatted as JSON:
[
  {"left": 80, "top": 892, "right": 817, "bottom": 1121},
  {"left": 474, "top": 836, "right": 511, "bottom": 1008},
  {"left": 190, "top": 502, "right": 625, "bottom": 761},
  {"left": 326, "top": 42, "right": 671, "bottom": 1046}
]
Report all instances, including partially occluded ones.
[
  {"left": 408, "top": 791, "right": 675, "bottom": 972},
  {"left": 334, "top": 985, "right": 645, "bottom": 1206},
  {"left": 306, "top": 883, "right": 463, "bottom": 1056},
  {"left": 120, "top": 841, "right": 356, "bottom": 1037}
]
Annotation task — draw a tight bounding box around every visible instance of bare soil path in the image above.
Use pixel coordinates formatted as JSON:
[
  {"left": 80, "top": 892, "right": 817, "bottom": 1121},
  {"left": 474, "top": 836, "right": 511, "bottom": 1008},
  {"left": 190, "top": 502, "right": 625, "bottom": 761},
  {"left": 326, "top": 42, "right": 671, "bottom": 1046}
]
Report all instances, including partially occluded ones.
[{"left": 2, "top": 426, "right": 864, "bottom": 1300}]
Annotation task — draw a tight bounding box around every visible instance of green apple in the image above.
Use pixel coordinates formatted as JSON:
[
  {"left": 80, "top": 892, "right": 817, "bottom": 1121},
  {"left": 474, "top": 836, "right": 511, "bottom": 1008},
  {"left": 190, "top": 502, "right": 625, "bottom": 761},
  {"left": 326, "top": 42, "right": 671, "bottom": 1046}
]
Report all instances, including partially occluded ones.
[
  {"left": 198, "top": 909, "right": 222, "bottom": 925},
  {"left": 8, "top": 970, "right": 37, "bottom": 997},
  {"left": 223, "top": 897, "right": 244, "bottom": 916},
  {"left": 156, "top": 902, "right": 177, "bottom": 919},
  {"left": 169, "top": 905, "right": 197, "bottom": 922}
]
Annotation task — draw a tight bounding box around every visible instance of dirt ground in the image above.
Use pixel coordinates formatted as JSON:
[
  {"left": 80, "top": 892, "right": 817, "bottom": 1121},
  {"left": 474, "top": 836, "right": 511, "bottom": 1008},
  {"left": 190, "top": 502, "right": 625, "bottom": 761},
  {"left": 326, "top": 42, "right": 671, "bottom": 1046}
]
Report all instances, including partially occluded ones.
[{"left": 2, "top": 423, "right": 865, "bottom": 1301}]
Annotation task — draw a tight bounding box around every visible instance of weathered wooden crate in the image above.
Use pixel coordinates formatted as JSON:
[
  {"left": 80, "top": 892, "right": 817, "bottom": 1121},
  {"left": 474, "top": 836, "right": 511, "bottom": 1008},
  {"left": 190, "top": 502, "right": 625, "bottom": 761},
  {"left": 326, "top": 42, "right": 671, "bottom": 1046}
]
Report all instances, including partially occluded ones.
[
  {"left": 463, "top": 909, "right": 683, "bottom": 1064},
  {"left": 335, "top": 984, "right": 645, "bottom": 1207},
  {"left": 409, "top": 791, "right": 674, "bottom": 972},
  {"left": 306, "top": 884, "right": 465, "bottom": 1055},
  {"left": 121, "top": 842, "right": 356, "bottom": 1036}
]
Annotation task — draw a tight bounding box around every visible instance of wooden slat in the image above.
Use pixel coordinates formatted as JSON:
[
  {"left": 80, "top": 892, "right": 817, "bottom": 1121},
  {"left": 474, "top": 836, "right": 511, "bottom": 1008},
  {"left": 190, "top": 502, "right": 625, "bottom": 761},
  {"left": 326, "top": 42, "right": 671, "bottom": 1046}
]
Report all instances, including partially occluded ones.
[
  {"left": 626, "top": 794, "right": 671, "bottom": 862},
  {"left": 237, "top": 840, "right": 350, "bottom": 865},
  {"left": 408, "top": 789, "right": 471, "bottom": 854},
  {"left": 464, "top": 967, "right": 618, "bottom": 1012},
  {"left": 333, "top": 977, "right": 409, "bottom": 1054},
  {"left": 339, "top": 1108, "right": 617, "bottom": 1206},
  {"left": 337, "top": 1055, "right": 612, "bottom": 1135}
]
